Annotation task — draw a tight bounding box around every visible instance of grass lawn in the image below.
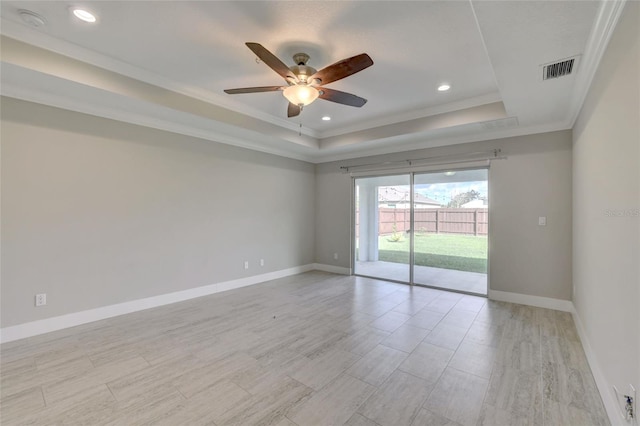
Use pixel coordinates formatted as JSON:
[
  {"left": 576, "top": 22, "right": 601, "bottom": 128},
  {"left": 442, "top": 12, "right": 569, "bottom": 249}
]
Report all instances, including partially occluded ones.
[{"left": 378, "top": 233, "right": 487, "bottom": 273}]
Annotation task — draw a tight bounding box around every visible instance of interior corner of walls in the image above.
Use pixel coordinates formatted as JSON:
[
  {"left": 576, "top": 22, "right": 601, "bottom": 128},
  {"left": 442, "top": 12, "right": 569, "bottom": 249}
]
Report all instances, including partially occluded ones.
[
  {"left": 571, "top": 306, "right": 622, "bottom": 426},
  {"left": 312, "top": 263, "right": 351, "bottom": 275},
  {"left": 488, "top": 289, "right": 573, "bottom": 312}
]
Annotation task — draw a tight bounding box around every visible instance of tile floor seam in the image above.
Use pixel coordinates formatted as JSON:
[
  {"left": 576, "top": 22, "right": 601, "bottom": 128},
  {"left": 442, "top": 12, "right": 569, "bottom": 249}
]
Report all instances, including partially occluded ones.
[
  {"left": 104, "top": 382, "right": 117, "bottom": 402},
  {"left": 284, "top": 414, "right": 300, "bottom": 426},
  {"left": 38, "top": 385, "right": 46, "bottom": 408},
  {"left": 366, "top": 415, "right": 385, "bottom": 426},
  {"left": 398, "top": 367, "right": 443, "bottom": 389},
  {"left": 445, "top": 364, "right": 493, "bottom": 382},
  {"left": 174, "top": 386, "right": 188, "bottom": 401}
]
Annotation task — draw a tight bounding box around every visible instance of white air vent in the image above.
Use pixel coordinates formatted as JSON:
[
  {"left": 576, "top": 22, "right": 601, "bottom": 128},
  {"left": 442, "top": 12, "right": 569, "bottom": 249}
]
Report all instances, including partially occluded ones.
[{"left": 542, "top": 56, "right": 579, "bottom": 80}]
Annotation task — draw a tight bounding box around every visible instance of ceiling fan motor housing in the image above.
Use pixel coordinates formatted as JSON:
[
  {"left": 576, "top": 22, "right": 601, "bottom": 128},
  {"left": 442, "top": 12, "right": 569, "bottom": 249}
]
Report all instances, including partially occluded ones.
[
  {"left": 290, "top": 53, "right": 317, "bottom": 84},
  {"left": 292, "top": 52, "right": 310, "bottom": 65}
]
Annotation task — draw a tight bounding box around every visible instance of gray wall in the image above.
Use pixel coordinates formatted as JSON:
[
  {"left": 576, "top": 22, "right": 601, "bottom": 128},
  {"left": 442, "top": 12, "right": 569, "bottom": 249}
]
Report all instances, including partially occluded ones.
[
  {"left": 572, "top": 0, "right": 639, "bottom": 411},
  {"left": 1, "top": 97, "right": 316, "bottom": 327},
  {"left": 316, "top": 131, "right": 573, "bottom": 300},
  {"left": 0, "top": 97, "right": 575, "bottom": 329}
]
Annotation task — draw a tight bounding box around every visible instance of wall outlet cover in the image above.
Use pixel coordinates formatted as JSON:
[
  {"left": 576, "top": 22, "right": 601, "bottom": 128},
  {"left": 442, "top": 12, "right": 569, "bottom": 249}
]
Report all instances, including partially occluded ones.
[{"left": 35, "top": 293, "right": 47, "bottom": 307}]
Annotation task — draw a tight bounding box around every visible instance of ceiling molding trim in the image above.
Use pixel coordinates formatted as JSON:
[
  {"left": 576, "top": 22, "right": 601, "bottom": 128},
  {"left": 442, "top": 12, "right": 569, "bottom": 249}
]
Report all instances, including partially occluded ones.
[
  {"left": 0, "top": 19, "right": 320, "bottom": 139},
  {"left": 468, "top": 0, "right": 503, "bottom": 105},
  {"left": 318, "top": 92, "right": 503, "bottom": 139},
  {"left": 566, "top": 0, "right": 627, "bottom": 127},
  {"left": 2, "top": 75, "right": 570, "bottom": 165},
  {"left": 319, "top": 102, "right": 507, "bottom": 151},
  {"left": 0, "top": 38, "right": 319, "bottom": 151},
  {"left": 0, "top": 85, "right": 316, "bottom": 163},
  {"left": 1, "top": 18, "right": 505, "bottom": 143},
  {"left": 312, "top": 121, "right": 571, "bottom": 164}
]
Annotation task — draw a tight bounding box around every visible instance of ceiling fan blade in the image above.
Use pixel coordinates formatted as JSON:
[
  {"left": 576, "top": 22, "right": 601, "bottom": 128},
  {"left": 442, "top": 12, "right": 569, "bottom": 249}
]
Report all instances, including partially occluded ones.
[
  {"left": 287, "top": 103, "right": 301, "bottom": 118},
  {"left": 246, "top": 42, "right": 297, "bottom": 82},
  {"left": 318, "top": 87, "right": 367, "bottom": 107},
  {"left": 224, "top": 86, "right": 283, "bottom": 94},
  {"left": 310, "top": 53, "right": 373, "bottom": 85}
]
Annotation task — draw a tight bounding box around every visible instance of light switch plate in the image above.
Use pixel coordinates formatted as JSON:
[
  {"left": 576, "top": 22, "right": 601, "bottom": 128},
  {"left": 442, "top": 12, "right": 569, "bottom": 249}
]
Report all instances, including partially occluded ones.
[{"left": 538, "top": 216, "right": 547, "bottom": 226}]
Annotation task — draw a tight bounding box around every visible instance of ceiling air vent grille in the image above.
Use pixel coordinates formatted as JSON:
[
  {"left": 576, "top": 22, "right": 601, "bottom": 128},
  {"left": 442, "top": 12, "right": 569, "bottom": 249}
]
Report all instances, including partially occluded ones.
[{"left": 542, "top": 58, "right": 576, "bottom": 80}]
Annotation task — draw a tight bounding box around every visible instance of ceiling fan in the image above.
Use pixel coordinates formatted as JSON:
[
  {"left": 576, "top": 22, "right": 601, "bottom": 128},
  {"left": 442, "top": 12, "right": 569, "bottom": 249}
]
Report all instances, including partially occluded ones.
[{"left": 224, "top": 43, "right": 374, "bottom": 118}]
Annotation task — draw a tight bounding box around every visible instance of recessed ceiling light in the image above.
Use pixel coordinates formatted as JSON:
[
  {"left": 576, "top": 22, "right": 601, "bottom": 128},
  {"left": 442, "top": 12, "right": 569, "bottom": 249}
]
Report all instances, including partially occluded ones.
[
  {"left": 444, "top": 171, "right": 456, "bottom": 176},
  {"left": 437, "top": 84, "right": 451, "bottom": 92},
  {"left": 322, "top": 116, "right": 331, "bottom": 121},
  {"left": 72, "top": 8, "right": 97, "bottom": 23}
]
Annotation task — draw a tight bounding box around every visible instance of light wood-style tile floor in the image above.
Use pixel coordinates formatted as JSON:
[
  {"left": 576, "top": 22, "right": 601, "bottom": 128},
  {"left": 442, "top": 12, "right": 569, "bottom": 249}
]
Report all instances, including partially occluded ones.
[{"left": 0, "top": 272, "right": 609, "bottom": 426}]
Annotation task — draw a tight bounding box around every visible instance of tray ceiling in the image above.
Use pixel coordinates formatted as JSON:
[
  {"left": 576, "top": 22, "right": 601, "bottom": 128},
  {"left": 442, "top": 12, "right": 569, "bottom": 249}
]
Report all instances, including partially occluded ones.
[{"left": 0, "top": 1, "right": 626, "bottom": 162}]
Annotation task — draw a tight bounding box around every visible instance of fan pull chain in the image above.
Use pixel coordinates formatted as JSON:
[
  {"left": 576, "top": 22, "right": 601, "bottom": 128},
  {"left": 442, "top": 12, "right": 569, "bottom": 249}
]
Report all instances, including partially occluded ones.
[{"left": 298, "top": 104, "right": 304, "bottom": 136}]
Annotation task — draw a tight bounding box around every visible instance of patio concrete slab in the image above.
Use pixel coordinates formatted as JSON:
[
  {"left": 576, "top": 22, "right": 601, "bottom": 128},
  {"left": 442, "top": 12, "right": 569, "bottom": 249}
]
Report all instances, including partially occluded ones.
[{"left": 355, "top": 261, "right": 487, "bottom": 295}]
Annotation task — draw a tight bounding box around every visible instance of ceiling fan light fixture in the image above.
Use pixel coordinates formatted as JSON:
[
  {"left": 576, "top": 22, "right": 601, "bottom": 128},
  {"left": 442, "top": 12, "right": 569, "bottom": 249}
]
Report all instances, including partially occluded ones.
[
  {"left": 225, "top": 43, "right": 373, "bottom": 117},
  {"left": 283, "top": 85, "right": 319, "bottom": 107}
]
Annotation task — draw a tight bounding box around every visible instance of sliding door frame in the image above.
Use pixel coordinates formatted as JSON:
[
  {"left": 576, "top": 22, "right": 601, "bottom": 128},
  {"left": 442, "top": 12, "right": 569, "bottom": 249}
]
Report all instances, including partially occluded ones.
[{"left": 351, "top": 165, "right": 491, "bottom": 296}]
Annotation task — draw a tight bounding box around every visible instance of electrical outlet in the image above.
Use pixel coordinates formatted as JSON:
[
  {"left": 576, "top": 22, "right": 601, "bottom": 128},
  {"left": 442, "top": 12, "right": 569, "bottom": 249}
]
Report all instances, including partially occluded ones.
[
  {"left": 260, "top": 259, "right": 264, "bottom": 267},
  {"left": 333, "top": 252, "right": 339, "bottom": 260},
  {"left": 35, "top": 293, "right": 46, "bottom": 307},
  {"left": 244, "top": 261, "right": 249, "bottom": 270}
]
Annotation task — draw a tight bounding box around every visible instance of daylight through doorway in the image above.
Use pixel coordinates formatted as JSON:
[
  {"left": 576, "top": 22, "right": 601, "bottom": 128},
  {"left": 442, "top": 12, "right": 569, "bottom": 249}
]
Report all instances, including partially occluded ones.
[{"left": 353, "top": 169, "right": 488, "bottom": 295}]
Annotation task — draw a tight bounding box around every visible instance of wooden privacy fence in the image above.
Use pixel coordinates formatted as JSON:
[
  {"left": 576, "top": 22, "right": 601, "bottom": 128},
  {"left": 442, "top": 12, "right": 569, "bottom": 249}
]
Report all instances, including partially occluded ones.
[{"left": 357, "top": 208, "right": 488, "bottom": 236}]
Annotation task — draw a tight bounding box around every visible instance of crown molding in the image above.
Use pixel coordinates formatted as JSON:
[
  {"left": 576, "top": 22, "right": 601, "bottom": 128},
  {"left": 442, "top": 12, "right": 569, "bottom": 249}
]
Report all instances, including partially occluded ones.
[
  {"left": 317, "top": 92, "right": 503, "bottom": 139},
  {"left": 311, "top": 120, "right": 570, "bottom": 164},
  {"left": 0, "top": 82, "right": 317, "bottom": 163},
  {"left": 0, "top": 18, "right": 320, "bottom": 139},
  {"left": 0, "top": 18, "right": 505, "bottom": 141},
  {"left": 2, "top": 72, "right": 570, "bottom": 165},
  {"left": 567, "top": 0, "right": 628, "bottom": 127}
]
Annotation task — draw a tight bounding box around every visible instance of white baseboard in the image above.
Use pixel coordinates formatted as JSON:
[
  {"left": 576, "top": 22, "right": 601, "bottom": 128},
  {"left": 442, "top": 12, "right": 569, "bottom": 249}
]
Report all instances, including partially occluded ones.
[
  {"left": 0, "top": 264, "right": 316, "bottom": 344},
  {"left": 488, "top": 289, "right": 573, "bottom": 312},
  {"left": 572, "top": 307, "right": 625, "bottom": 426},
  {"left": 312, "top": 263, "right": 351, "bottom": 275}
]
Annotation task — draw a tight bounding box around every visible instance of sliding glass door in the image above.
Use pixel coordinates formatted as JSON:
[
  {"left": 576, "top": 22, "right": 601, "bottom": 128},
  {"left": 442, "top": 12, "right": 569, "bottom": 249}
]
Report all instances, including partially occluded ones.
[
  {"left": 354, "top": 174, "right": 411, "bottom": 283},
  {"left": 353, "top": 168, "right": 488, "bottom": 295},
  {"left": 412, "top": 169, "right": 488, "bottom": 294}
]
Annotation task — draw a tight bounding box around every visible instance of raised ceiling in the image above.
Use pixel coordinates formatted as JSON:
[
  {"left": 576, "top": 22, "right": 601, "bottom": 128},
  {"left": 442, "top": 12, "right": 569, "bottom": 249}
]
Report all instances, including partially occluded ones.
[{"left": 0, "top": 1, "right": 626, "bottom": 162}]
